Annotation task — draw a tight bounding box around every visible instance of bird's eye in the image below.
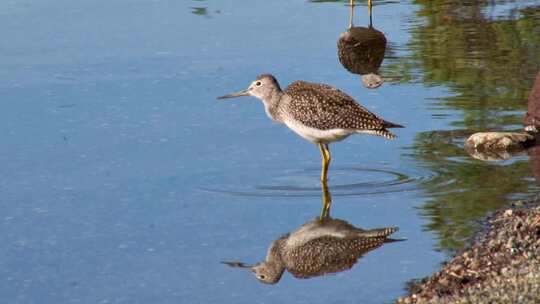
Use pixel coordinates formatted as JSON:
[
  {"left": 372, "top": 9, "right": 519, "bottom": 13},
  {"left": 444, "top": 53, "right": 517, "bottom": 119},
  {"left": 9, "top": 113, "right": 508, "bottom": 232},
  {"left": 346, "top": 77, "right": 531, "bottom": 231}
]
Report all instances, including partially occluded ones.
[
  {"left": 259, "top": 275, "right": 266, "bottom": 279},
  {"left": 255, "top": 81, "right": 262, "bottom": 86}
]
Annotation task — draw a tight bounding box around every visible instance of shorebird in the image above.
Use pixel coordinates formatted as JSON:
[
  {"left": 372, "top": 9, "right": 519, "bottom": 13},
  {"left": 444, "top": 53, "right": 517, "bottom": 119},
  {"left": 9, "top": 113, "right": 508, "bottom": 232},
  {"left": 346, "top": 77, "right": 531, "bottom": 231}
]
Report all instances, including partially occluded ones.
[
  {"left": 218, "top": 75, "right": 402, "bottom": 183},
  {"left": 222, "top": 218, "right": 400, "bottom": 284}
]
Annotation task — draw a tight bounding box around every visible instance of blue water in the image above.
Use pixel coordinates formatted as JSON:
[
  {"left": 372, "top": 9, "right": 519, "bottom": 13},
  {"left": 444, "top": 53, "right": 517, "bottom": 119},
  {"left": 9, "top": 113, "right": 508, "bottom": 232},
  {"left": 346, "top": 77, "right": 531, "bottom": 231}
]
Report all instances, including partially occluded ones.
[{"left": 2, "top": 0, "right": 540, "bottom": 303}]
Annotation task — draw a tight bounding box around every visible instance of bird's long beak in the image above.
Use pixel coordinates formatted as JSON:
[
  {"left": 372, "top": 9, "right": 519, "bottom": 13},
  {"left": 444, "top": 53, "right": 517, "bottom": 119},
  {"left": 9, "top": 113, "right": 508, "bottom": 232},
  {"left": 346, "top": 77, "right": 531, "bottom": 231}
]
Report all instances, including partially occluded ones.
[
  {"left": 221, "top": 261, "right": 254, "bottom": 269},
  {"left": 217, "top": 88, "right": 250, "bottom": 100}
]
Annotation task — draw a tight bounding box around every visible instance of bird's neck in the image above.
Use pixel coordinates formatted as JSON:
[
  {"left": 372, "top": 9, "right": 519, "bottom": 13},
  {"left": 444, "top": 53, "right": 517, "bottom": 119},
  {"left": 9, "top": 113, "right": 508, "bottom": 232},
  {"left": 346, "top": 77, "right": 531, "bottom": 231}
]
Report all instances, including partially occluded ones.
[
  {"left": 265, "top": 239, "right": 286, "bottom": 274},
  {"left": 266, "top": 239, "right": 285, "bottom": 265},
  {"left": 261, "top": 90, "right": 284, "bottom": 123}
]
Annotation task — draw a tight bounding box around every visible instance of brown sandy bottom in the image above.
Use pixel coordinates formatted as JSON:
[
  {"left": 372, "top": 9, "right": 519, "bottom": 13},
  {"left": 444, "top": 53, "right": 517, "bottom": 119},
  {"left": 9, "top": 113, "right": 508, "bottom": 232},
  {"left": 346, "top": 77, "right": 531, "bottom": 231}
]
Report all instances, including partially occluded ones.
[{"left": 396, "top": 197, "right": 540, "bottom": 304}]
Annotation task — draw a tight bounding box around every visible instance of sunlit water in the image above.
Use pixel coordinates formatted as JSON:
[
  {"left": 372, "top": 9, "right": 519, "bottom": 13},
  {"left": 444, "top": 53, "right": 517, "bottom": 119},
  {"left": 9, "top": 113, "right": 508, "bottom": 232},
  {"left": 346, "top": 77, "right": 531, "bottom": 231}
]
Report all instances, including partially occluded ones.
[{"left": 1, "top": 0, "right": 540, "bottom": 303}]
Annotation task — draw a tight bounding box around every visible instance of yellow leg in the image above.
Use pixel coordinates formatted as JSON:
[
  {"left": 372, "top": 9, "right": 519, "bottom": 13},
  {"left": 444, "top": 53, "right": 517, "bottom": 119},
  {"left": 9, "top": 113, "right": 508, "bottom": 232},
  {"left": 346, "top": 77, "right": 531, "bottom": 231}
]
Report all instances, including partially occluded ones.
[
  {"left": 349, "top": 0, "right": 354, "bottom": 7},
  {"left": 318, "top": 143, "right": 331, "bottom": 183},
  {"left": 319, "top": 180, "right": 332, "bottom": 220},
  {"left": 348, "top": 0, "right": 355, "bottom": 29},
  {"left": 368, "top": 0, "right": 373, "bottom": 27}
]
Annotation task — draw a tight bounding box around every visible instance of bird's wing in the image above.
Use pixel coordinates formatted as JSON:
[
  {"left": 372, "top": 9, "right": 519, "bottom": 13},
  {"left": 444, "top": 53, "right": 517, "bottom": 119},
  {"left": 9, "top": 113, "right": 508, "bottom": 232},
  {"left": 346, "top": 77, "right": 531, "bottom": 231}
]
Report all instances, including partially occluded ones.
[
  {"left": 285, "top": 236, "right": 388, "bottom": 279},
  {"left": 283, "top": 81, "right": 388, "bottom": 131}
]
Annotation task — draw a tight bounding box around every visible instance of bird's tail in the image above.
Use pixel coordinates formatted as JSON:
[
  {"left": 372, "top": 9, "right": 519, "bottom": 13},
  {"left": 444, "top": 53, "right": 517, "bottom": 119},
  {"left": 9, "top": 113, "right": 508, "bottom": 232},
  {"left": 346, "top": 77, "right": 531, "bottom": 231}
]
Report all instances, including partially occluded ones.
[
  {"left": 372, "top": 119, "right": 404, "bottom": 140},
  {"left": 383, "top": 120, "right": 404, "bottom": 129},
  {"left": 377, "top": 129, "right": 397, "bottom": 140},
  {"left": 384, "top": 237, "right": 407, "bottom": 243},
  {"left": 356, "top": 227, "right": 404, "bottom": 245},
  {"left": 361, "top": 227, "right": 399, "bottom": 238},
  {"left": 357, "top": 129, "right": 397, "bottom": 140}
]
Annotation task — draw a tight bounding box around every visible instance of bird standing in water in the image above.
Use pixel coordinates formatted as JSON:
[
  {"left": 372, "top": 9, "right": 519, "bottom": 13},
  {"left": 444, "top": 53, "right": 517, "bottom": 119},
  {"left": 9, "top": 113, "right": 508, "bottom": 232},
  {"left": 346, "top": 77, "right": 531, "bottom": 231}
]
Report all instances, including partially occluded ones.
[{"left": 218, "top": 74, "right": 403, "bottom": 183}]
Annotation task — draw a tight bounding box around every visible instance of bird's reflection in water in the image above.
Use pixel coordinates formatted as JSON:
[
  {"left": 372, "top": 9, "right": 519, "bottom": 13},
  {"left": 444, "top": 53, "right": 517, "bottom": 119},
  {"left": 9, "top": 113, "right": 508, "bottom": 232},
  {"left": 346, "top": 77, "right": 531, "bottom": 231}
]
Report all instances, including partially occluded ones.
[
  {"left": 337, "top": 3, "right": 387, "bottom": 89},
  {"left": 223, "top": 182, "right": 402, "bottom": 284}
]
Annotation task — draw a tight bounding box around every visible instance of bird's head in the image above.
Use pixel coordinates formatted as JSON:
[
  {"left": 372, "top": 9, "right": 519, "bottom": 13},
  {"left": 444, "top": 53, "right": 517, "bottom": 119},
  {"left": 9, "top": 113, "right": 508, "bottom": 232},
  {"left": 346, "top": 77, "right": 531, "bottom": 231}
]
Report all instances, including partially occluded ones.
[
  {"left": 361, "top": 73, "right": 383, "bottom": 89},
  {"left": 218, "top": 74, "right": 282, "bottom": 101},
  {"left": 221, "top": 260, "right": 284, "bottom": 284},
  {"left": 250, "top": 262, "right": 283, "bottom": 284}
]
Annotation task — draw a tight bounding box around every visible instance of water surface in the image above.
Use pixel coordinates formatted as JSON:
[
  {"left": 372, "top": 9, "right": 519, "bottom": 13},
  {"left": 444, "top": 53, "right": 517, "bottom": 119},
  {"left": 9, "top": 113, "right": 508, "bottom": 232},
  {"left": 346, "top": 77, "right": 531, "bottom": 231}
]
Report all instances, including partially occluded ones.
[{"left": 1, "top": 0, "right": 540, "bottom": 303}]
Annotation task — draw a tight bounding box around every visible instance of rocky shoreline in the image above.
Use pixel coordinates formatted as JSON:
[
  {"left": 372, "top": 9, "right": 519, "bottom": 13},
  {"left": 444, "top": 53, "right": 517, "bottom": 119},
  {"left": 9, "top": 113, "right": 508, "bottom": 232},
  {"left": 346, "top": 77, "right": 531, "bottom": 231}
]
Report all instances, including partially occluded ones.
[{"left": 396, "top": 197, "right": 540, "bottom": 304}]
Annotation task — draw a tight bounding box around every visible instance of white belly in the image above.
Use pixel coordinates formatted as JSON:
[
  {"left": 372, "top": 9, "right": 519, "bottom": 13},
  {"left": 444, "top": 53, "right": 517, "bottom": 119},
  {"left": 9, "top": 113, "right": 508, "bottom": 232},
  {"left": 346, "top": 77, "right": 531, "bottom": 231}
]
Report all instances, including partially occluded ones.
[
  {"left": 285, "top": 221, "right": 347, "bottom": 248},
  {"left": 284, "top": 119, "right": 353, "bottom": 144}
]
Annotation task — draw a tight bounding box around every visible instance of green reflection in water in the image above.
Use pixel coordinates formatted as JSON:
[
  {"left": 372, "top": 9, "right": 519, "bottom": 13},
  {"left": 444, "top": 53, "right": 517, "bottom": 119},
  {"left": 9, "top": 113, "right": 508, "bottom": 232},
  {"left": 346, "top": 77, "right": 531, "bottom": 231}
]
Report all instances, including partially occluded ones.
[
  {"left": 388, "top": 1, "right": 540, "bottom": 128},
  {"left": 190, "top": 7, "right": 208, "bottom": 16},
  {"left": 400, "top": 1, "right": 540, "bottom": 253},
  {"left": 190, "top": 0, "right": 210, "bottom": 17},
  {"left": 411, "top": 130, "right": 533, "bottom": 252}
]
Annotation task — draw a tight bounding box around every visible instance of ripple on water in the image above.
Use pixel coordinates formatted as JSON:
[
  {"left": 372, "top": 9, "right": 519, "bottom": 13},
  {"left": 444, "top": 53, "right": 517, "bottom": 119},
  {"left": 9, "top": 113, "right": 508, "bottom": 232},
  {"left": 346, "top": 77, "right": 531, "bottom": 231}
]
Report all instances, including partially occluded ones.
[{"left": 200, "top": 165, "right": 438, "bottom": 198}]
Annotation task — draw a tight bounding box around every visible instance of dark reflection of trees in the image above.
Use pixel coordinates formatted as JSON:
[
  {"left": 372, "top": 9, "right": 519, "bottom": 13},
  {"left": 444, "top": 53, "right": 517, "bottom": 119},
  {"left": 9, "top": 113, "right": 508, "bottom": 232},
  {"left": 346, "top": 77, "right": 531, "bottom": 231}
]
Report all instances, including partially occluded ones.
[
  {"left": 412, "top": 1, "right": 540, "bottom": 129},
  {"left": 388, "top": 1, "right": 540, "bottom": 127},
  {"left": 396, "top": 2, "right": 540, "bottom": 253}
]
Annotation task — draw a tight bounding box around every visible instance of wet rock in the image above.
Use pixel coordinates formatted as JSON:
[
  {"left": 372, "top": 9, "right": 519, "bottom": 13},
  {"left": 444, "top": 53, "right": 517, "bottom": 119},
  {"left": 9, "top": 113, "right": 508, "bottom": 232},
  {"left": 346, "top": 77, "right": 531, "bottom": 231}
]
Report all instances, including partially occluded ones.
[
  {"left": 465, "top": 132, "right": 533, "bottom": 151},
  {"left": 464, "top": 132, "right": 534, "bottom": 161}
]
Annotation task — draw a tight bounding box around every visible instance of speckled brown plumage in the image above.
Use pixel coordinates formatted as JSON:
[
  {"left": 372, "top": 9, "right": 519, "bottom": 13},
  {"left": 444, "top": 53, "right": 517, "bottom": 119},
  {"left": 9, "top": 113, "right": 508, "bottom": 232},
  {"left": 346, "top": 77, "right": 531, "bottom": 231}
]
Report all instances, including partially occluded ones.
[
  {"left": 281, "top": 80, "right": 401, "bottom": 139},
  {"left": 280, "top": 226, "right": 399, "bottom": 279},
  {"left": 241, "top": 217, "right": 401, "bottom": 283}
]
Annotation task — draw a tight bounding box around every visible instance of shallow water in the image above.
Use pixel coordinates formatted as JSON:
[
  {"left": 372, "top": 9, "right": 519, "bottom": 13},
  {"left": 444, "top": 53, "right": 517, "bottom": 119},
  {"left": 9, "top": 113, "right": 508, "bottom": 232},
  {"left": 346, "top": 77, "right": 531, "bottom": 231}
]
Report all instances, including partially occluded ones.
[{"left": 1, "top": 0, "right": 540, "bottom": 303}]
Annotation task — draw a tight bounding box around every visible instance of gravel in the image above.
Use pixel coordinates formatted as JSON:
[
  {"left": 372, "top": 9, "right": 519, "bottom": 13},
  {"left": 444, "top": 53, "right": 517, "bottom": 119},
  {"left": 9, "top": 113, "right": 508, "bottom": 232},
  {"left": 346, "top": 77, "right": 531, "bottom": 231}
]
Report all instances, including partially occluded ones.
[{"left": 396, "top": 197, "right": 540, "bottom": 304}]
